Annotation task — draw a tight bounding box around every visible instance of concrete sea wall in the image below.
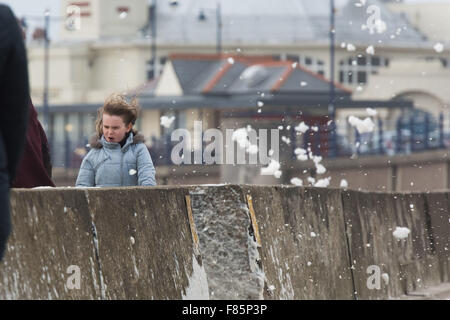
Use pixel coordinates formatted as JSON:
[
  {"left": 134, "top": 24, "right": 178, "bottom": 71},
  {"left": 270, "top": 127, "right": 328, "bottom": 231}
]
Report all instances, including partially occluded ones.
[{"left": 0, "top": 185, "right": 448, "bottom": 299}]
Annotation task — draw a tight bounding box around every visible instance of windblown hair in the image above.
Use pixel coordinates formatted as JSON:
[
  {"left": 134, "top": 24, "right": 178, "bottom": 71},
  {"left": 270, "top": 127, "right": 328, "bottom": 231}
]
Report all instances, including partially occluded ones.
[{"left": 95, "top": 93, "right": 141, "bottom": 138}]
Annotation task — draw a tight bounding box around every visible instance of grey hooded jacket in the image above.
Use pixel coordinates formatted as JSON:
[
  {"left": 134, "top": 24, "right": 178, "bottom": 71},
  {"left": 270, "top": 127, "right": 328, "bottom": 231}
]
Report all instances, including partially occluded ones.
[{"left": 75, "top": 132, "right": 156, "bottom": 187}]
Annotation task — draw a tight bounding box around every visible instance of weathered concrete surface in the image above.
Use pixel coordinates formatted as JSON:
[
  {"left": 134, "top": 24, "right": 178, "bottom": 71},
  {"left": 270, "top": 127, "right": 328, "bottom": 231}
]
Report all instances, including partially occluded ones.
[
  {"left": 85, "top": 187, "right": 204, "bottom": 299},
  {"left": 0, "top": 187, "right": 207, "bottom": 300},
  {"left": 392, "top": 193, "right": 442, "bottom": 293},
  {"left": 341, "top": 191, "right": 399, "bottom": 299},
  {"left": 395, "top": 282, "right": 450, "bottom": 300},
  {"left": 241, "top": 186, "right": 354, "bottom": 299},
  {"left": 341, "top": 191, "right": 444, "bottom": 299},
  {"left": 189, "top": 185, "right": 264, "bottom": 300},
  {"left": 325, "top": 167, "right": 393, "bottom": 192},
  {"left": 423, "top": 192, "right": 450, "bottom": 283},
  {"left": 1, "top": 185, "right": 448, "bottom": 299},
  {"left": 0, "top": 188, "right": 101, "bottom": 299}
]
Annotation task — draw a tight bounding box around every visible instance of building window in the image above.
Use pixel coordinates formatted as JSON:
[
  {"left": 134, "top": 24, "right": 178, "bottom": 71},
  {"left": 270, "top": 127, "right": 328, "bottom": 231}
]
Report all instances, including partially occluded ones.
[
  {"left": 357, "top": 56, "right": 366, "bottom": 66},
  {"left": 283, "top": 54, "right": 325, "bottom": 75},
  {"left": 357, "top": 71, "right": 367, "bottom": 84},
  {"left": 339, "top": 55, "right": 389, "bottom": 86},
  {"left": 286, "top": 54, "right": 300, "bottom": 63},
  {"left": 371, "top": 56, "right": 380, "bottom": 66},
  {"left": 272, "top": 54, "right": 282, "bottom": 61},
  {"left": 146, "top": 58, "right": 155, "bottom": 80},
  {"left": 146, "top": 56, "right": 167, "bottom": 80}
]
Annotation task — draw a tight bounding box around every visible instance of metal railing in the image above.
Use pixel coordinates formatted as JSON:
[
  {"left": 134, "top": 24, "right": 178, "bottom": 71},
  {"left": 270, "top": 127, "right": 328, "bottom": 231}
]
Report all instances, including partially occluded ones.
[
  {"left": 147, "top": 113, "right": 450, "bottom": 165},
  {"left": 55, "top": 112, "right": 450, "bottom": 168}
]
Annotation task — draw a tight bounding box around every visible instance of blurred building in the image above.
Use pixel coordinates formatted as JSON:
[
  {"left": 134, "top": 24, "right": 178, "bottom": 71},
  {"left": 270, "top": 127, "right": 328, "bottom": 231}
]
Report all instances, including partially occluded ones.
[
  {"left": 28, "top": 0, "right": 449, "bottom": 117},
  {"left": 25, "top": 0, "right": 450, "bottom": 186}
]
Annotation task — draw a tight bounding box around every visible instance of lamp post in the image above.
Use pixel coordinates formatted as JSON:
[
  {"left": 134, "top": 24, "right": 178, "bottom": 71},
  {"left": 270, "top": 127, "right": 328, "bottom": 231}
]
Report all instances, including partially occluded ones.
[
  {"left": 43, "top": 8, "right": 50, "bottom": 133},
  {"left": 150, "top": 0, "right": 157, "bottom": 79},
  {"left": 329, "top": 0, "right": 337, "bottom": 157},
  {"left": 197, "top": 2, "right": 223, "bottom": 55},
  {"left": 216, "top": 2, "right": 222, "bottom": 54},
  {"left": 24, "top": 11, "right": 63, "bottom": 165}
]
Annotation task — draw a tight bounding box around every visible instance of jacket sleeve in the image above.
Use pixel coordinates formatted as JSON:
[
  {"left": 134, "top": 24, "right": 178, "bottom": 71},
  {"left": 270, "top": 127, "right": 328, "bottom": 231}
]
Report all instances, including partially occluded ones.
[
  {"left": 136, "top": 144, "right": 156, "bottom": 186},
  {"left": 38, "top": 117, "right": 53, "bottom": 178},
  {"left": 75, "top": 154, "right": 95, "bottom": 187}
]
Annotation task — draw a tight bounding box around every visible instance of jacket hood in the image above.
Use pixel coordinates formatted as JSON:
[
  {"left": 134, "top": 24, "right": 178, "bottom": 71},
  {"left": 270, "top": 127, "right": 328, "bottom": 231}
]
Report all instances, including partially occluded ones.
[{"left": 89, "top": 132, "right": 145, "bottom": 149}]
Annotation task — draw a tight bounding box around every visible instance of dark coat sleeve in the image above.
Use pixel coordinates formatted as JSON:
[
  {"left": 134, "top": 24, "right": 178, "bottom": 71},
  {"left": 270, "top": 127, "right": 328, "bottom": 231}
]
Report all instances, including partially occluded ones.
[
  {"left": 38, "top": 119, "right": 52, "bottom": 178},
  {"left": 0, "top": 5, "right": 30, "bottom": 183},
  {"left": 11, "top": 101, "right": 55, "bottom": 188}
]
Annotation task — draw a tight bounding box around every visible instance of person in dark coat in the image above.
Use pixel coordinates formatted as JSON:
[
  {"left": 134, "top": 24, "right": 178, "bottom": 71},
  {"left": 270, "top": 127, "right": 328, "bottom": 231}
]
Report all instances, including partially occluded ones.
[
  {"left": 10, "top": 18, "right": 55, "bottom": 189},
  {"left": 12, "top": 100, "right": 55, "bottom": 188},
  {"left": 0, "top": 5, "right": 30, "bottom": 261}
]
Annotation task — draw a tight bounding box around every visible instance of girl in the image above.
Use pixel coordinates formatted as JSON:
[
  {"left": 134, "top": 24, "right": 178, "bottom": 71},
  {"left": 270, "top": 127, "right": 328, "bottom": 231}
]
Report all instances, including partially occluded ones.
[{"left": 76, "top": 94, "right": 156, "bottom": 187}]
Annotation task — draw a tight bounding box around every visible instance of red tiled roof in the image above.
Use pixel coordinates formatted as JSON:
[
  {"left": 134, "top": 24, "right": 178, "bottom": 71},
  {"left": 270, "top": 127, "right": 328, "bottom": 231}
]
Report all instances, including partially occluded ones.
[{"left": 168, "top": 53, "right": 352, "bottom": 95}]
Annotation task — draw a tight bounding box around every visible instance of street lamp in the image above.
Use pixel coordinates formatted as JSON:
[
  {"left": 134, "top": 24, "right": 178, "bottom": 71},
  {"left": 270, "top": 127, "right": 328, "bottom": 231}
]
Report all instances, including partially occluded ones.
[
  {"left": 329, "top": 0, "right": 337, "bottom": 157},
  {"left": 216, "top": 2, "right": 222, "bottom": 55},
  {"left": 43, "top": 8, "right": 50, "bottom": 133},
  {"left": 23, "top": 10, "right": 64, "bottom": 165},
  {"left": 149, "top": 0, "right": 157, "bottom": 79},
  {"left": 197, "top": 2, "right": 223, "bottom": 55}
]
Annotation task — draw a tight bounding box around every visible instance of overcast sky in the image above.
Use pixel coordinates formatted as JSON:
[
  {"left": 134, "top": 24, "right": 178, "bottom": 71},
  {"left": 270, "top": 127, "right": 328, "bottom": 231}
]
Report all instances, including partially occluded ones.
[
  {"left": 1, "top": 0, "right": 60, "bottom": 19},
  {"left": 1, "top": 0, "right": 449, "bottom": 40},
  {"left": 2, "top": 0, "right": 449, "bottom": 18}
]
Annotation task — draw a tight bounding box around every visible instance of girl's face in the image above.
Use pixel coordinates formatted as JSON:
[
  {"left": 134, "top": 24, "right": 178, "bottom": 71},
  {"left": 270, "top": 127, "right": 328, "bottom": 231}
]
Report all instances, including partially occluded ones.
[{"left": 102, "top": 114, "right": 132, "bottom": 143}]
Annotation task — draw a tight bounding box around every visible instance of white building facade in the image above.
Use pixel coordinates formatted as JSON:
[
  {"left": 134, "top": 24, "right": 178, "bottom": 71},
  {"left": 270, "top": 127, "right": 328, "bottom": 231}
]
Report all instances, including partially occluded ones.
[{"left": 26, "top": 0, "right": 450, "bottom": 163}]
